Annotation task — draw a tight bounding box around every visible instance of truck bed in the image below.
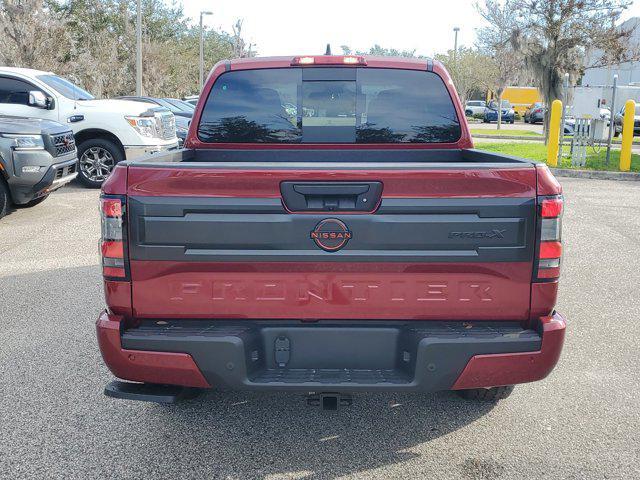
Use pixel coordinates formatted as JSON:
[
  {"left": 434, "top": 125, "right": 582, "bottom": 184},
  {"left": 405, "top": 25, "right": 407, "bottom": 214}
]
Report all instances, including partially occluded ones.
[{"left": 127, "top": 147, "right": 534, "bottom": 166}]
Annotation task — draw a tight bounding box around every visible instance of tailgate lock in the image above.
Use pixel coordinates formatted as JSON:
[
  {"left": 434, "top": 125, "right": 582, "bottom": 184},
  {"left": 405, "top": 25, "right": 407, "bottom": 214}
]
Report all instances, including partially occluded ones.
[{"left": 274, "top": 336, "right": 290, "bottom": 367}]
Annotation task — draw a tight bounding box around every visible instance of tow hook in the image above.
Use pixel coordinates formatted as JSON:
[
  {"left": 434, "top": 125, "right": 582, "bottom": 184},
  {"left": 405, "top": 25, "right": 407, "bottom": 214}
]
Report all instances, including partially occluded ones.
[{"left": 307, "top": 393, "right": 353, "bottom": 411}]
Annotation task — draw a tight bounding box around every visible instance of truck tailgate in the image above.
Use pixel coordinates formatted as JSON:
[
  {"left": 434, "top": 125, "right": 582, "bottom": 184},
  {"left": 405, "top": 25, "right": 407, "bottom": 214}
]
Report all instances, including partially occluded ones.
[{"left": 126, "top": 163, "right": 537, "bottom": 321}]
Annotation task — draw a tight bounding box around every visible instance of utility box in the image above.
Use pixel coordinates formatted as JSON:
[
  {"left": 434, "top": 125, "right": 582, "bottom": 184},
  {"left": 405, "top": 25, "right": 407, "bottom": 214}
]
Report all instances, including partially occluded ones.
[{"left": 572, "top": 87, "right": 610, "bottom": 118}]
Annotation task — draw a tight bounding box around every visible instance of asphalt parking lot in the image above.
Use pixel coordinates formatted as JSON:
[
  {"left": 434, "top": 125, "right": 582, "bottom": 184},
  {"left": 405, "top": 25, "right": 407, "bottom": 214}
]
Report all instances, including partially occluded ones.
[{"left": 1, "top": 179, "right": 639, "bottom": 480}]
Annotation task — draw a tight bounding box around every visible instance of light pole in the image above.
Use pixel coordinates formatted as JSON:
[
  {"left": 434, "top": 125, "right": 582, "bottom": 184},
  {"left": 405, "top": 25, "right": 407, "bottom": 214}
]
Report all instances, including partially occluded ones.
[
  {"left": 453, "top": 27, "right": 460, "bottom": 62},
  {"left": 199, "top": 11, "right": 213, "bottom": 92},
  {"left": 135, "top": 0, "right": 142, "bottom": 95}
]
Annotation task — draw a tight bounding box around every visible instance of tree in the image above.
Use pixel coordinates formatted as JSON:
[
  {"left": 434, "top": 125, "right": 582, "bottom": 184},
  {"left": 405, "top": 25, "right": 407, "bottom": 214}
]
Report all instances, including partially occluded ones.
[
  {"left": 435, "top": 47, "right": 497, "bottom": 107},
  {"left": 0, "top": 0, "right": 254, "bottom": 98},
  {"left": 476, "top": 2, "right": 526, "bottom": 130},
  {"left": 477, "top": 0, "right": 637, "bottom": 133},
  {"left": 340, "top": 44, "right": 424, "bottom": 58}
]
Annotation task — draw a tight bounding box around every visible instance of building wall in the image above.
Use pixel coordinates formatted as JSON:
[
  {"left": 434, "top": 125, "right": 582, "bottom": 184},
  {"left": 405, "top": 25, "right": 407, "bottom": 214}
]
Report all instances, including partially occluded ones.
[{"left": 582, "top": 18, "right": 640, "bottom": 87}]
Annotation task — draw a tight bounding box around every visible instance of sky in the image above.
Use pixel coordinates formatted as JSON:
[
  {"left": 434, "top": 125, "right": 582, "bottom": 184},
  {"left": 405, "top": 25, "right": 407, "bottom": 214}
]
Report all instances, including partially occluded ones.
[{"left": 182, "top": 0, "right": 640, "bottom": 58}]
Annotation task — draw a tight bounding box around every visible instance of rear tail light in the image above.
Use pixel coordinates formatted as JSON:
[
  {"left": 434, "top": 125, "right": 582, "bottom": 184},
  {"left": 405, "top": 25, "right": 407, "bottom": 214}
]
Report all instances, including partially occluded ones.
[
  {"left": 536, "top": 195, "right": 563, "bottom": 280},
  {"left": 100, "top": 195, "right": 128, "bottom": 279}
]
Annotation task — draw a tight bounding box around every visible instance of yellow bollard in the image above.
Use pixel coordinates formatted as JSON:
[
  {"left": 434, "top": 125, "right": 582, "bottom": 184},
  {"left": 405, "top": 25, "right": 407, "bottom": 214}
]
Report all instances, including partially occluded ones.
[
  {"left": 547, "top": 99, "right": 562, "bottom": 167},
  {"left": 620, "top": 99, "right": 635, "bottom": 172}
]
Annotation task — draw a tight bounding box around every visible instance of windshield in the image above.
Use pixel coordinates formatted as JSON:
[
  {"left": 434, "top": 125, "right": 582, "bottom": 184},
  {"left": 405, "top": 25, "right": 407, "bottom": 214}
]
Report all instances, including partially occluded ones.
[
  {"left": 489, "top": 100, "right": 511, "bottom": 109},
  {"left": 163, "top": 98, "right": 195, "bottom": 112},
  {"left": 37, "top": 75, "right": 95, "bottom": 100},
  {"left": 198, "top": 68, "right": 461, "bottom": 144}
]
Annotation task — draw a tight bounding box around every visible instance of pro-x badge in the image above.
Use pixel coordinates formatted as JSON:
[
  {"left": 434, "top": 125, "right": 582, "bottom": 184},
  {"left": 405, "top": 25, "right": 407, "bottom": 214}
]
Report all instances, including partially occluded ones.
[{"left": 310, "top": 218, "right": 352, "bottom": 252}]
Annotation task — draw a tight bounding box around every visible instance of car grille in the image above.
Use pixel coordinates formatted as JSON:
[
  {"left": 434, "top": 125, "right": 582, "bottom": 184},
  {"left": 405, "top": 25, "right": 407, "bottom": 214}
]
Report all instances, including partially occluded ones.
[
  {"left": 51, "top": 132, "right": 76, "bottom": 157},
  {"left": 157, "top": 113, "right": 176, "bottom": 140},
  {"left": 55, "top": 162, "right": 77, "bottom": 179}
]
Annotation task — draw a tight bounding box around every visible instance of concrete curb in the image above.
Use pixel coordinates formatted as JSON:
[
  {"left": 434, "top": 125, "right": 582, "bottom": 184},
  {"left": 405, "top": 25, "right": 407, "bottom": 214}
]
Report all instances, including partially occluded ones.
[
  {"left": 474, "top": 135, "right": 544, "bottom": 141},
  {"left": 473, "top": 134, "right": 639, "bottom": 145},
  {"left": 550, "top": 168, "right": 640, "bottom": 181}
]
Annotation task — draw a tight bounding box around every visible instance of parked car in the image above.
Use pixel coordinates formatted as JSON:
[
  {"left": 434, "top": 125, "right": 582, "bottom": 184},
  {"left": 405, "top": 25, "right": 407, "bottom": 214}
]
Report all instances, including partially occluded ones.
[
  {"left": 524, "top": 102, "right": 545, "bottom": 124},
  {"left": 465, "top": 100, "right": 486, "bottom": 116},
  {"left": 612, "top": 103, "right": 640, "bottom": 137},
  {"left": 0, "top": 67, "right": 178, "bottom": 187},
  {"left": 0, "top": 115, "right": 77, "bottom": 218},
  {"left": 117, "top": 96, "right": 193, "bottom": 146},
  {"left": 97, "top": 55, "right": 566, "bottom": 407},
  {"left": 183, "top": 95, "right": 199, "bottom": 106},
  {"left": 483, "top": 100, "right": 515, "bottom": 123}
]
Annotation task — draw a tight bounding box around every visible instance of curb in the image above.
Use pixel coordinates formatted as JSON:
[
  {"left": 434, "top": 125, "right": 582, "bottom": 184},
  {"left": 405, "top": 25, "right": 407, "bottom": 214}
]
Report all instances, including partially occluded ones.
[
  {"left": 550, "top": 168, "right": 640, "bottom": 181},
  {"left": 473, "top": 134, "right": 639, "bottom": 145},
  {"left": 474, "top": 135, "right": 544, "bottom": 141}
]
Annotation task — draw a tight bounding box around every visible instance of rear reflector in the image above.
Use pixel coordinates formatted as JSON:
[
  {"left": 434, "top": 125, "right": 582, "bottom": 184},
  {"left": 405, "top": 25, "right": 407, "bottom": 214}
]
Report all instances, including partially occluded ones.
[
  {"left": 103, "top": 266, "right": 126, "bottom": 278},
  {"left": 539, "top": 241, "right": 562, "bottom": 259},
  {"left": 541, "top": 198, "right": 563, "bottom": 218},
  {"left": 101, "top": 240, "right": 124, "bottom": 258},
  {"left": 102, "top": 198, "right": 122, "bottom": 217}
]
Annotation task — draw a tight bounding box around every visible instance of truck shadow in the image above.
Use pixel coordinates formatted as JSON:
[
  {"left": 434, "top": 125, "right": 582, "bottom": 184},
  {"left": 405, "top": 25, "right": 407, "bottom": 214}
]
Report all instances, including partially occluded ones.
[{"left": 152, "top": 389, "right": 496, "bottom": 478}]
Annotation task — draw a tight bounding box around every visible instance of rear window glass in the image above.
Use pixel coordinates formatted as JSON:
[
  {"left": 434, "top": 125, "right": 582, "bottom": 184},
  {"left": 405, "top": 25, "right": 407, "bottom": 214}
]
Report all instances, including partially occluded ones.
[{"left": 198, "top": 68, "right": 461, "bottom": 144}]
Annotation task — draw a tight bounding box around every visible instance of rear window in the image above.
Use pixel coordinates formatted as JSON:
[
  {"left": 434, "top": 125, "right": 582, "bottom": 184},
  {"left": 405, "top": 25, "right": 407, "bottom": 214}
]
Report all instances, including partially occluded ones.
[{"left": 197, "top": 68, "right": 461, "bottom": 144}]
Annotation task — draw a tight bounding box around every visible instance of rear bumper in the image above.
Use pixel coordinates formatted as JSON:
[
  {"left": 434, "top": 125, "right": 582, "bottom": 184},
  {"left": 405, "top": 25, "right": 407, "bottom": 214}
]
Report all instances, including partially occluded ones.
[{"left": 97, "top": 312, "right": 566, "bottom": 392}]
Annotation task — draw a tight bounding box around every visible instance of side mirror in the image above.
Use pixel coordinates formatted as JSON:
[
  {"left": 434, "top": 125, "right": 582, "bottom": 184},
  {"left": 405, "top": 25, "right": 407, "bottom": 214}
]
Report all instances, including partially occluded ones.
[{"left": 28, "top": 90, "right": 53, "bottom": 109}]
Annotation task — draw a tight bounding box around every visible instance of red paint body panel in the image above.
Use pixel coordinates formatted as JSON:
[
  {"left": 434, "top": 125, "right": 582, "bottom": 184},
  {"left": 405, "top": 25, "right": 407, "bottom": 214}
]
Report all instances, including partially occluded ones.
[
  {"left": 536, "top": 164, "right": 563, "bottom": 196},
  {"left": 127, "top": 167, "right": 537, "bottom": 199},
  {"left": 130, "top": 261, "right": 533, "bottom": 320},
  {"left": 102, "top": 164, "right": 128, "bottom": 195},
  {"left": 452, "top": 312, "right": 566, "bottom": 389},
  {"left": 104, "top": 280, "right": 132, "bottom": 317},
  {"left": 529, "top": 281, "right": 559, "bottom": 320},
  {"left": 96, "top": 311, "right": 210, "bottom": 388}
]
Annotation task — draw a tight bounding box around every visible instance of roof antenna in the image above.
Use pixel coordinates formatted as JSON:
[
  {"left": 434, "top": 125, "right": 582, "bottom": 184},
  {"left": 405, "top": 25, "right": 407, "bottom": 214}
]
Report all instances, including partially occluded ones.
[{"left": 325, "top": 44, "right": 332, "bottom": 55}]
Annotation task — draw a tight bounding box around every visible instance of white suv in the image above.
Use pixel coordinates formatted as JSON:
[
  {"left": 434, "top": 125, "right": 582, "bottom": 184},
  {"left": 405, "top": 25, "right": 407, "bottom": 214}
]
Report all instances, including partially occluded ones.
[{"left": 0, "top": 67, "right": 178, "bottom": 187}]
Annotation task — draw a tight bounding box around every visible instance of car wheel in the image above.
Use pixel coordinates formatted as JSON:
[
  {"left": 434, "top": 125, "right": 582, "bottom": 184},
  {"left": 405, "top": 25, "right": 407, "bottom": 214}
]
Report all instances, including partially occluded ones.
[
  {"left": 16, "top": 194, "right": 49, "bottom": 208},
  {"left": 456, "top": 385, "right": 514, "bottom": 401},
  {"left": 0, "top": 177, "right": 10, "bottom": 219},
  {"left": 77, "top": 138, "right": 123, "bottom": 188}
]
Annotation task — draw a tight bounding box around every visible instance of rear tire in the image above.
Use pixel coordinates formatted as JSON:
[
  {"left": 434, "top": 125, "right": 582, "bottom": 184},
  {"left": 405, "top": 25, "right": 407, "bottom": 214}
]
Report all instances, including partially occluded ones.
[
  {"left": 0, "top": 177, "right": 10, "bottom": 218},
  {"left": 77, "top": 138, "right": 123, "bottom": 188},
  {"left": 456, "top": 385, "right": 514, "bottom": 401}
]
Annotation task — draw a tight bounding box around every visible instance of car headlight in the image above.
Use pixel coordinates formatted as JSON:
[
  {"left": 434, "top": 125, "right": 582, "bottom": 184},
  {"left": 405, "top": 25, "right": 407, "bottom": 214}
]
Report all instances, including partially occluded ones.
[
  {"left": 125, "top": 116, "right": 159, "bottom": 138},
  {"left": 0, "top": 134, "right": 45, "bottom": 150}
]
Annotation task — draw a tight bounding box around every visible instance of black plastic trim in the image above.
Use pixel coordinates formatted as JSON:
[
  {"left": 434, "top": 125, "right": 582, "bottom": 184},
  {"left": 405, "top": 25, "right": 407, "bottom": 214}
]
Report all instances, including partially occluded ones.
[
  {"left": 121, "top": 320, "right": 541, "bottom": 393},
  {"left": 127, "top": 196, "right": 535, "bottom": 264}
]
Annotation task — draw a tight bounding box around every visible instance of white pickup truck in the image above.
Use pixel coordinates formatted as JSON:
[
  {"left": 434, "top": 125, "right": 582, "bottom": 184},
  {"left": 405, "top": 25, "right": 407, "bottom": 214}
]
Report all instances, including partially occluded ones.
[{"left": 0, "top": 67, "right": 178, "bottom": 187}]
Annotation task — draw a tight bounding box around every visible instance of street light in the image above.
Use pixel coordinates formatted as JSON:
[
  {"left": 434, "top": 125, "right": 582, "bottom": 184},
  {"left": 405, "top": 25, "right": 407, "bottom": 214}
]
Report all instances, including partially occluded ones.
[
  {"left": 199, "top": 11, "right": 213, "bottom": 92},
  {"left": 453, "top": 27, "right": 460, "bottom": 62},
  {"left": 135, "top": 0, "right": 142, "bottom": 95}
]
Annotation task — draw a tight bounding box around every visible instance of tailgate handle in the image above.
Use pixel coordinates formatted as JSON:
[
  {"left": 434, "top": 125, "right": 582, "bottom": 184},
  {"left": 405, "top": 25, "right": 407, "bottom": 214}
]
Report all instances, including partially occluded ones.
[{"left": 281, "top": 181, "right": 383, "bottom": 212}]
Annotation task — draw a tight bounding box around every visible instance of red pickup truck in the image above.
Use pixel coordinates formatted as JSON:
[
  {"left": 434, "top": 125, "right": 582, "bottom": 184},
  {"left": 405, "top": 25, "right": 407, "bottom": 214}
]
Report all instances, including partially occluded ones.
[{"left": 97, "top": 55, "right": 565, "bottom": 408}]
